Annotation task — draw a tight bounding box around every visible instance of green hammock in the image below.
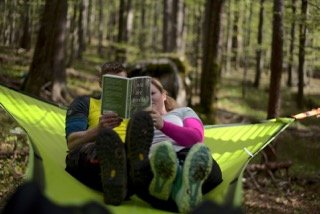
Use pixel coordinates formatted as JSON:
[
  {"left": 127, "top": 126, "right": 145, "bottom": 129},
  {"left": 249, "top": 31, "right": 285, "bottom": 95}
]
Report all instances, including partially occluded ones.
[{"left": 0, "top": 85, "right": 294, "bottom": 213}]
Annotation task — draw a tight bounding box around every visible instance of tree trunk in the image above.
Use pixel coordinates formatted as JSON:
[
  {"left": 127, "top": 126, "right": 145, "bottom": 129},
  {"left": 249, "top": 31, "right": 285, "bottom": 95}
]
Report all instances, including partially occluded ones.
[
  {"left": 7, "top": 0, "right": 17, "bottom": 45},
  {"left": 19, "top": 0, "right": 31, "bottom": 50},
  {"left": 138, "top": 0, "right": 146, "bottom": 53},
  {"left": 151, "top": 1, "right": 161, "bottom": 52},
  {"left": 163, "top": 0, "right": 173, "bottom": 52},
  {"left": 106, "top": 1, "right": 117, "bottom": 43},
  {"left": 231, "top": 0, "right": 239, "bottom": 70},
  {"left": 200, "top": 0, "right": 224, "bottom": 118},
  {"left": 287, "top": 0, "right": 297, "bottom": 87},
  {"left": 125, "top": 0, "right": 133, "bottom": 43},
  {"left": 179, "top": 1, "right": 186, "bottom": 53},
  {"left": 97, "top": 0, "right": 104, "bottom": 56},
  {"left": 116, "top": 0, "right": 130, "bottom": 62},
  {"left": 22, "top": 0, "right": 68, "bottom": 102},
  {"left": 86, "top": 0, "right": 92, "bottom": 45},
  {"left": 254, "top": 0, "right": 265, "bottom": 88},
  {"left": 223, "top": 0, "right": 232, "bottom": 75},
  {"left": 20, "top": 0, "right": 31, "bottom": 51},
  {"left": 242, "top": 0, "right": 253, "bottom": 98},
  {"left": 297, "top": 0, "right": 308, "bottom": 108},
  {"left": 172, "top": 0, "right": 185, "bottom": 53},
  {"left": 192, "top": 3, "right": 203, "bottom": 98},
  {"left": 265, "top": 0, "right": 284, "bottom": 162},
  {"left": 77, "top": 0, "right": 88, "bottom": 59},
  {"left": 67, "top": 1, "right": 78, "bottom": 67}
]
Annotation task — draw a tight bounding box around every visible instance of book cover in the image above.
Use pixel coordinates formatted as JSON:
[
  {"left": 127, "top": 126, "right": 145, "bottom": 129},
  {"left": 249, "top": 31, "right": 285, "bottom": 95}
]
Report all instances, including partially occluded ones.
[{"left": 101, "top": 74, "right": 151, "bottom": 118}]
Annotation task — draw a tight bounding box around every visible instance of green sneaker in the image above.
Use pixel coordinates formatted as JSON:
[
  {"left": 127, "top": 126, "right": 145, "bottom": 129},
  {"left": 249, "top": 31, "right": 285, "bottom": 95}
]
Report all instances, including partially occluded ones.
[
  {"left": 174, "top": 144, "right": 213, "bottom": 213},
  {"left": 96, "top": 128, "right": 127, "bottom": 205},
  {"left": 149, "top": 141, "right": 178, "bottom": 200}
]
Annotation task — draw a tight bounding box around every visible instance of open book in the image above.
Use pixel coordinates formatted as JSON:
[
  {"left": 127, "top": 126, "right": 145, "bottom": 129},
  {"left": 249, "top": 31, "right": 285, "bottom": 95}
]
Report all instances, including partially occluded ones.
[{"left": 101, "top": 74, "right": 152, "bottom": 118}]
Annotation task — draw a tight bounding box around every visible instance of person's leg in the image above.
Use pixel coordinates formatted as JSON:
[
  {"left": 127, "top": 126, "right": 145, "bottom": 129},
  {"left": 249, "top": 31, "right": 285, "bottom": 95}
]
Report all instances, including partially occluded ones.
[
  {"left": 176, "top": 147, "right": 223, "bottom": 194},
  {"left": 149, "top": 141, "right": 178, "bottom": 200},
  {"left": 125, "top": 112, "right": 178, "bottom": 212},
  {"left": 96, "top": 128, "right": 127, "bottom": 205},
  {"left": 174, "top": 144, "right": 213, "bottom": 213},
  {"left": 202, "top": 158, "right": 223, "bottom": 194},
  {"left": 125, "top": 111, "right": 154, "bottom": 189},
  {"left": 65, "top": 142, "right": 102, "bottom": 191}
]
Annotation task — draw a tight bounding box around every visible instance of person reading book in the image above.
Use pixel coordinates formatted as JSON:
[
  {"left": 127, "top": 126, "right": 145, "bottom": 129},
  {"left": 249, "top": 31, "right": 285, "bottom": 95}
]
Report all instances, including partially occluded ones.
[
  {"left": 126, "top": 78, "right": 223, "bottom": 213},
  {"left": 65, "top": 62, "right": 131, "bottom": 205},
  {"left": 65, "top": 64, "right": 222, "bottom": 210}
]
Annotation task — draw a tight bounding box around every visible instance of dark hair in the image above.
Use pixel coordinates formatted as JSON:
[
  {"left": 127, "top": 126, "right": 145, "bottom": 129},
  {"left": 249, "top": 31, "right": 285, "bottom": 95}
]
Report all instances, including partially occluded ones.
[
  {"left": 100, "top": 62, "right": 126, "bottom": 76},
  {"left": 151, "top": 78, "right": 177, "bottom": 111}
]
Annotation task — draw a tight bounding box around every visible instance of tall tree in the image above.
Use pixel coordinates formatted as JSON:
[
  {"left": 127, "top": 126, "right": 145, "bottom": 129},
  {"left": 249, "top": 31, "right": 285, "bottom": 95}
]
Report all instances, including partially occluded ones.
[
  {"left": 163, "top": 0, "right": 174, "bottom": 52},
  {"left": 20, "top": 0, "right": 31, "bottom": 50},
  {"left": 77, "top": 0, "right": 88, "bottom": 59},
  {"left": 267, "top": 0, "right": 284, "bottom": 119},
  {"left": 287, "top": 0, "right": 297, "bottom": 87},
  {"left": 254, "top": 0, "right": 265, "bottom": 88},
  {"left": 116, "top": 0, "right": 132, "bottom": 62},
  {"left": 86, "top": 0, "right": 93, "bottom": 45},
  {"left": 200, "top": 0, "right": 224, "bottom": 117},
  {"left": 97, "top": 0, "right": 104, "bottom": 56},
  {"left": 231, "top": 0, "right": 239, "bottom": 70},
  {"left": 67, "top": 0, "right": 79, "bottom": 67},
  {"left": 242, "top": 0, "right": 253, "bottom": 97},
  {"left": 22, "top": 0, "right": 68, "bottom": 103},
  {"left": 151, "top": 1, "right": 161, "bottom": 52},
  {"left": 222, "top": 0, "right": 232, "bottom": 74},
  {"left": 172, "top": 0, "right": 185, "bottom": 53},
  {"left": 191, "top": 2, "right": 204, "bottom": 97},
  {"left": 265, "top": 0, "right": 284, "bottom": 162},
  {"left": 138, "top": 0, "right": 146, "bottom": 53},
  {"left": 297, "top": 0, "right": 308, "bottom": 108}
]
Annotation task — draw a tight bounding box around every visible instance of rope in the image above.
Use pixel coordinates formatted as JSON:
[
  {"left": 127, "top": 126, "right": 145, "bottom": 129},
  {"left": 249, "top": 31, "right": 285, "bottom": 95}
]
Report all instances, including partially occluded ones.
[{"left": 291, "top": 108, "right": 320, "bottom": 119}]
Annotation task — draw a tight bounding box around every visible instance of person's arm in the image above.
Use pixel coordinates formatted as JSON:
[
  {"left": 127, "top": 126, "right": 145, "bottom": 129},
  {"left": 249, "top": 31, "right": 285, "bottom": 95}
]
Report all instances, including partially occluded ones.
[
  {"left": 66, "top": 112, "right": 122, "bottom": 151},
  {"left": 67, "top": 127, "right": 99, "bottom": 151},
  {"left": 160, "top": 117, "right": 204, "bottom": 147}
]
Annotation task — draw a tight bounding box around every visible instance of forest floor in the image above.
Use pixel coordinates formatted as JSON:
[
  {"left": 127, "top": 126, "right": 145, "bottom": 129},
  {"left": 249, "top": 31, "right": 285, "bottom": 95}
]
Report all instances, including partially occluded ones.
[
  {"left": 0, "top": 46, "right": 320, "bottom": 213},
  {"left": 216, "top": 110, "right": 320, "bottom": 213}
]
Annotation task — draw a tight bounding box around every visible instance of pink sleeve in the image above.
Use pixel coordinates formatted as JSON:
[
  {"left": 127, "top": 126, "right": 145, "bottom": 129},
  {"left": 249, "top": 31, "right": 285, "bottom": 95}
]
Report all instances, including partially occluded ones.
[{"left": 160, "top": 118, "right": 204, "bottom": 147}]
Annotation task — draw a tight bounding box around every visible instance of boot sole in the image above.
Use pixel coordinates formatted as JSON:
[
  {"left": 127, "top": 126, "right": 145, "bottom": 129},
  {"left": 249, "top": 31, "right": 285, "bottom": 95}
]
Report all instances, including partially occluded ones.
[
  {"left": 96, "top": 129, "right": 127, "bottom": 205},
  {"left": 149, "top": 141, "right": 177, "bottom": 200},
  {"left": 175, "top": 144, "right": 213, "bottom": 213},
  {"left": 126, "top": 111, "right": 154, "bottom": 187}
]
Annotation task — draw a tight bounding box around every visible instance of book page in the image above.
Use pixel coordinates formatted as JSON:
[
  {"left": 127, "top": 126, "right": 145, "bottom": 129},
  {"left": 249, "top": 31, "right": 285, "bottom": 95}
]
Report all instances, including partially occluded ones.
[
  {"left": 101, "top": 75, "right": 128, "bottom": 118},
  {"left": 128, "top": 76, "right": 151, "bottom": 117}
]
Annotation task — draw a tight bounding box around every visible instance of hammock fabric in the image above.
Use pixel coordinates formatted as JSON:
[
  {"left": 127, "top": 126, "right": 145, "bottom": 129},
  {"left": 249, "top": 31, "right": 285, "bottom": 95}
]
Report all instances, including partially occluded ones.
[{"left": 0, "top": 85, "right": 294, "bottom": 213}]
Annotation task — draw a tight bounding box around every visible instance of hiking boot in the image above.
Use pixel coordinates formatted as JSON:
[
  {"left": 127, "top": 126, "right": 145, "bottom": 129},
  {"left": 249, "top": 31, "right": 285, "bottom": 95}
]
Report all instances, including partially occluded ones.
[
  {"left": 96, "top": 128, "right": 127, "bottom": 205},
  {"left": 174, "top": 144, "right": 213, "bottom": 213},
  {"left": 149, "top": 141, "right": 178, "bottom": 200},
  {"left": 125, "top": 111, "right": 154, "bottom": 187}
]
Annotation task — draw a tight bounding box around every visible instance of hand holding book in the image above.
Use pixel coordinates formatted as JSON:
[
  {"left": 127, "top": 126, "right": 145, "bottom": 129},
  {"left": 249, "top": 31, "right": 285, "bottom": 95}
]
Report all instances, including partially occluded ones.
[{"left": 99, "top": 111, "right": 123, "bottom": 129}]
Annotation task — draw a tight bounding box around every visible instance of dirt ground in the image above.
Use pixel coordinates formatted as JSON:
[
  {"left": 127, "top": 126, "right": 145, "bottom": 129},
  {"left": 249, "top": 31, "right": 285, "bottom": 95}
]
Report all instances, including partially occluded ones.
[{"left": 243, "top": 128, "right": 320, "bottom": 213}]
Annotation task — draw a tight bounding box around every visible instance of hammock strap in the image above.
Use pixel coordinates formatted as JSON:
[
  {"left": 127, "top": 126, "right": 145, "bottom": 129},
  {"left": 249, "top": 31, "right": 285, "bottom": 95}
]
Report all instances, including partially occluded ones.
[{"left": 291, "top": 108, "right": 320, "bottom": 120}]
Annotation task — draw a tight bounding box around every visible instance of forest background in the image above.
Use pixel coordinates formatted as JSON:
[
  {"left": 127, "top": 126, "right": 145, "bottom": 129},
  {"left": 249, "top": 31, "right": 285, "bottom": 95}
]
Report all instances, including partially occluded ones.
[{"left": 0, "top": 0, "right": 319, "bottom": 213}]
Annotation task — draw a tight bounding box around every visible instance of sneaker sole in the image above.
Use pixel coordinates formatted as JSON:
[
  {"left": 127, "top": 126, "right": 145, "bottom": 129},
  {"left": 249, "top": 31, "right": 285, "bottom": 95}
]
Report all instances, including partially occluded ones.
[
  {"left": 125, "top": 111, "right": 154, "bottom": 187},
  {"left": 149, "top": 141, "right": 177, "bottom": 200},
  {"left": 175, "top": 144, "right": 213, "bottom": 213},
  {"left": 96, "top": 129, "right": 127, "bottom": 205}
]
